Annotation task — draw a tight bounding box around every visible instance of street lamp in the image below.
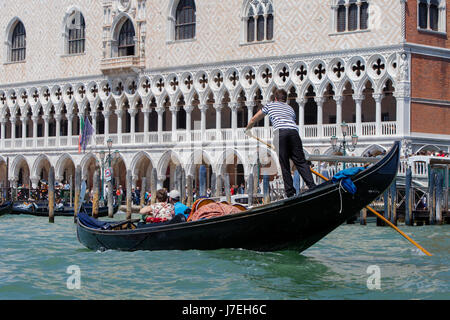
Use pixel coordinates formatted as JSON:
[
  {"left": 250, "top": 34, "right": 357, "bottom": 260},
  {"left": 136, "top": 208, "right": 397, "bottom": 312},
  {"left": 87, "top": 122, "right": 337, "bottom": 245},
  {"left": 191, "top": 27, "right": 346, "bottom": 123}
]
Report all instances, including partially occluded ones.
[{"left": 330, "top": 122, "right": 358, "bottom": 169}]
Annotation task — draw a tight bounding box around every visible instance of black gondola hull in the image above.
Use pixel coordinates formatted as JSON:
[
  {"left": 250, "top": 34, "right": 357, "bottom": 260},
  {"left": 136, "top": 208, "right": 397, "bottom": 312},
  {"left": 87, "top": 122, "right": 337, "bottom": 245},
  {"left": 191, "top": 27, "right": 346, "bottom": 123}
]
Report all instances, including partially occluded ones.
[
  {"left": 11, "top": 203, "right": 119, "bottom": 217},
  {"left": 77, "top": 142, "right": 400, "bottom": 252},
  {"left": 0, "top": 202, "right": 13, "bottom": 216}
]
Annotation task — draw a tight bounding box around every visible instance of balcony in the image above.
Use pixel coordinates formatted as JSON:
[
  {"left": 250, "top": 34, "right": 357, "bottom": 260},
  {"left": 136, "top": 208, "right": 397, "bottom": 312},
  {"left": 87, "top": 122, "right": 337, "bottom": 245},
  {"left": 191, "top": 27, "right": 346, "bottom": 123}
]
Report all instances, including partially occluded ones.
[
  {"left": 100, "top": 55, "right": 145, "bottom": 74},
  {"left": 0, "top": 122, "right": 399, "bottom": 152}
]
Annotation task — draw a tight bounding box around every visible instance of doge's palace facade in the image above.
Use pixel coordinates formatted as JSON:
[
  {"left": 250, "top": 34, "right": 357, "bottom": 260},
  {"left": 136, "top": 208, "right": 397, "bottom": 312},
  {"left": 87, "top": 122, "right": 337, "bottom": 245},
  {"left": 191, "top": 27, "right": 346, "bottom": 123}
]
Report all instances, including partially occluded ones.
[{"left": 0, "top": 0, "right": 449, "bottom": 192}]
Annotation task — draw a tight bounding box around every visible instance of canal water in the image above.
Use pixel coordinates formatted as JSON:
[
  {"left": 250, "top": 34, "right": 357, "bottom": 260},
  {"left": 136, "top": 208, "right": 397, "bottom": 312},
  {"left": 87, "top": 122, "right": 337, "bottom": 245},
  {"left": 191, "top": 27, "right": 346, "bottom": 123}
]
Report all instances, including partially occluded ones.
[{"left": 0, "top": 212, "right": 448, "bottom": 300}]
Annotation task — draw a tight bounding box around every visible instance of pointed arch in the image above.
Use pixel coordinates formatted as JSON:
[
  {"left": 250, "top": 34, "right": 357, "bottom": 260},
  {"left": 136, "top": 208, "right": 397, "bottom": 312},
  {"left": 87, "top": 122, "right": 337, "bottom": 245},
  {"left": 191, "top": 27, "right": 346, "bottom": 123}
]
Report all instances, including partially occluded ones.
[{"left": 5, "top": 17, "right": 26, "bottom": 62}]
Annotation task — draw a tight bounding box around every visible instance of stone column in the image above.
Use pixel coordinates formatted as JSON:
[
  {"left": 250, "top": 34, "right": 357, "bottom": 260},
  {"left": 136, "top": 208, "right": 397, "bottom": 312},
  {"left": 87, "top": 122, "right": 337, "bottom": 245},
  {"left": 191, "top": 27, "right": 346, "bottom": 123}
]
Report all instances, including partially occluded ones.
[
  {"left": 230, "top": 102, "right": 238, "bottom": 140},
  {"left": 115, "top": 109, "right": 123, "bottom": 144},
  {"left": 246, "top": 101, "right": 254, "bottom": 122},
  {"left": 156, "top": 106, "right": 164, "bottom": 143},
  {"left": 214, "top": 103, "right": 223, "bottom": 140},
  {"left": 373, "top": 93, "right": 383, "bottom": 136},
  {"left": 353, "top": 94, "right": 364, "bottom": 137},
  {"left": 32, "top": 116, "right": 39, "bottom": 148},
  {"left": 21, "top": 115, "right": 27, "bottom": 147},
  {"left": 101, "top": 110, "right": 109, "bottom": 142},
  {"left": 185, "top": 105, "right": 193, "bottom": 142},
  {"left": 0, "top": 119, "right": 6, "bottom": 149},
  {"left": 296, "top": 97, "right": 305, "bottom": 137},
  {"left": 129, "top": 108, "right": 137, "bottom": 143},
  {"left": 334, "top": 95, "right": 343, "bottom": 136},
  {"left": 199, "top": 104, "right": 208, "bottom": 142},
  {"left": 10, "top": 116, "right": 16, "bottom": 142},
  {"left": 157, "top": 174, "right": 166, "bottom": 190},
  {"left": 43, "top": 114, "right": 50, "bottom": 147},
  {"left": 66, "top": 114, "right": 73, "bottom": 146},
  {"left": 315, "top": 96, "right": 325, "bottom": 138},
  {"left": 143, "top": 108, "right": 150, "bottom": 143},
  {"left": 55, "top": 114, "right": 62, "bottom": 146},
  {"left": 169, "top": 106, "right": 178, "bottom": 142}
]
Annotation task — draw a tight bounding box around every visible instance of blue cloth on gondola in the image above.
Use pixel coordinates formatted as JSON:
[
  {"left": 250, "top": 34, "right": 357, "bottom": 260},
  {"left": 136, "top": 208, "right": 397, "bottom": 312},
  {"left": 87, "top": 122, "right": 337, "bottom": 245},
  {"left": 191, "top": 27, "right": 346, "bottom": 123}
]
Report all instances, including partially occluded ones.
[
  {"left": 331, "top": 167, "right": 365, "bottom": 194},
  {"left": 78, "top": 212, "right": 112, "bottom": 230}
]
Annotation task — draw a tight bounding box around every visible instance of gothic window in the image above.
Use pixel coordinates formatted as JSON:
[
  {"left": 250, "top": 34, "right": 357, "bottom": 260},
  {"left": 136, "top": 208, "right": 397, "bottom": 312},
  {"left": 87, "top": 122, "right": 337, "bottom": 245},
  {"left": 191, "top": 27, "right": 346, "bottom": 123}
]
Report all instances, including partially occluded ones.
[
  {"left": 418, "top": 0, "right": 446, "bottom": 32},
  {"left": 67, "top": 13, "right": 86, "bottom": 54},
  {"left": 175, "top": 0, "right": 196, "bottom": 40},
  {"left": 118, "top": 19, "right": 135, "bottom": 57},
  {"left": 334, "top": 0, "right": 369, "bottom": 33},
  {"left": 243, "top": 0, "right": 274, "bottom": 43},
  {"left": 10, "top": 21, "right": 26, "bottom": 62}
]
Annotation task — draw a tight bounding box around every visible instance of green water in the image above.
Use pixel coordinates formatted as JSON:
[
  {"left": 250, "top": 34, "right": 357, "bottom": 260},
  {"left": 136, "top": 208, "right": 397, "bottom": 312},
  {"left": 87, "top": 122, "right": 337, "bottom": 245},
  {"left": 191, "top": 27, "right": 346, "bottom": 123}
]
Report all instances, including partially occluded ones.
[{"left": 0, "top": 212, "right": 448, "bottom": 300}]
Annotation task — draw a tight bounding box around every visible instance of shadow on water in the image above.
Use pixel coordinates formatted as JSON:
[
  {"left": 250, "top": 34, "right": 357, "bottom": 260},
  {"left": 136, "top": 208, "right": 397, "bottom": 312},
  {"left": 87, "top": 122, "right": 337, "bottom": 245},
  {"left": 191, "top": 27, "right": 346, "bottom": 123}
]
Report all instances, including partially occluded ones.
[{"left": 205, "top": 248, "right": 340, "bottom": 299}]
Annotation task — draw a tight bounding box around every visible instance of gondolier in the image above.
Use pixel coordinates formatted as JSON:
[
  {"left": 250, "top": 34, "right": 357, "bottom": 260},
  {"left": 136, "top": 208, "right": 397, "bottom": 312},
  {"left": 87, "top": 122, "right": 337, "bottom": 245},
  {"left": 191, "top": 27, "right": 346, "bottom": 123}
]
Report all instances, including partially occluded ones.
[{"left": 244, "top": 88, "right": 316, "bottom": 198}]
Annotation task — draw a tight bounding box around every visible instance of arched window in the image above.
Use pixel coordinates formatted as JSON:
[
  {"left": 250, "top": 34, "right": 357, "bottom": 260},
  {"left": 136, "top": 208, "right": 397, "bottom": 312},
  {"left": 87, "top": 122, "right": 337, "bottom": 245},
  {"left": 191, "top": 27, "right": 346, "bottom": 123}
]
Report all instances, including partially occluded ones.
[
  {"left": 118, "top": 19, "right": 135, "bottom": 57},
  {"left": 418, "top": 0, "right": 446, "bottom": 32},
  {"left": 175, "top": 0, "right": 196, "bottom": 40},
  {"left": 67, "top": 13, "right": 86, "bottom": 54},
  {"left": 243, "top": 0, "right": 274, "bottom": 44},
  {"left": 418, "top": 0, "right": 429, "bottom": 29},
  {"left": 11, "top": 21, "right": 26, "bottom": 62},
  {"left": 334, "top": 0, "right": 369, "bottom": 33}
]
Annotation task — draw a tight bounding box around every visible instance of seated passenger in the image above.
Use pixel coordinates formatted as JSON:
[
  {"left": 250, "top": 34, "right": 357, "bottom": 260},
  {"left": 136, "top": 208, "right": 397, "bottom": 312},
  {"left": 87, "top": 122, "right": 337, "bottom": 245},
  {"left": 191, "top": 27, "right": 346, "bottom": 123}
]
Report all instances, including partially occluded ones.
[
  {"left": 168, "top": 190, "right": 191, "bottom": 219},
  {"left": 139, "top": 189, "right": 174, "bottom": 223}
]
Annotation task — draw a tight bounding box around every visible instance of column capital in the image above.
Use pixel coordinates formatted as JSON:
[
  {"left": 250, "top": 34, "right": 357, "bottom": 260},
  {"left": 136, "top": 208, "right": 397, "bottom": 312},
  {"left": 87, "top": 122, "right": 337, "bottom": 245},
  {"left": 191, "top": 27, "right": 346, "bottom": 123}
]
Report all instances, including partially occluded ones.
[
  {"left": 20, "top": 115, "right": 28, "bottom": 122},
  {"left": 169, "top": 105, "right": 179, "bottom": 113},
  {"left": 352, "top": 94, "right": 365, "bottom": 103},
  {"left": 155, "top": 106, "right": 165, "bottom": 115},
  {"left": 184, "top": 105, "right": 194, "bottom": 113},
  {"left": 31, "top": 115, "right": 40, "bottom": 122},
  {"left": 314, "top": 96, "right": 325, "bottom": 105},
  {"left": 54, "top": 114, "right": 62, "bottom": 121},
  {"left": 198, "top": 104, "right": 208, "bottom": 112},
  {"left": 296, "top": 97, "right": 306, "bottom": 106},
  {"left": 128, "top": 108, "right": 138, "bottom": 117},
  {"left": 115, "top": 109, "right": 124, "bottom": 117},
  {"left": 102, "top": 110, "right": 111, "bottom": 118},
  {"left": 333, "top": 95, "right": 344, "bottom": 104},
  {"left": 245, "top": 101, "right": 255, "bottom": 108},
  {"left": 372, "top": 93, "right": 384, "bottom": 103},
  {"left": 42, "top": 114, "right": 50, "bottom": 122},
  {"left": 142, "top": 108, "right": 152, "bottom": 114},
  {"left": 213, "top": 103, "right": 223, "bottom": 111},
  {"left": 229, "top": 102, "right": 240, "bottom": 111}
]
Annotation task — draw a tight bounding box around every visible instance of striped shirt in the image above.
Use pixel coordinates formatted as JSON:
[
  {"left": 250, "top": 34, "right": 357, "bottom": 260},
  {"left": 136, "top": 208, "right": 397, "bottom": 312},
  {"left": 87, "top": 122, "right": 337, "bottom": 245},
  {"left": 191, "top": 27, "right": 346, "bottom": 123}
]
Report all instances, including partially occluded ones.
[{"left": 262, "top": 101, "right": 298, "bottom": 132}]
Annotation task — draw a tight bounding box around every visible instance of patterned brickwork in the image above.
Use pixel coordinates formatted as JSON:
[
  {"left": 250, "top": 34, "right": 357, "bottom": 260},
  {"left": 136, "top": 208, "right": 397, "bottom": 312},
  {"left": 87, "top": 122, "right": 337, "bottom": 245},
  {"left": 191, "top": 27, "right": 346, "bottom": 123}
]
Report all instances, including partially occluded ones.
[{"left": 0, "top": 0, "right": 402, "bottom": 86}]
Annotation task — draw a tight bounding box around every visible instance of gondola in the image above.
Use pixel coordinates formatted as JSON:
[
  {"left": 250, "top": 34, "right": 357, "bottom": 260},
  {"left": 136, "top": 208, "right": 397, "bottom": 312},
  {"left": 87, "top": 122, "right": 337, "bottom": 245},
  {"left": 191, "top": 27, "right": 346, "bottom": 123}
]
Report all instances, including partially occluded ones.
[
  {"left": 0, "top": 201, "right": 13, "bottom": 217},
  {"left": 11, "top": 202, "right": 119, "bottom": 217},
  {"left": 77, "top": 141, "right": 400, "bottom": 253}
]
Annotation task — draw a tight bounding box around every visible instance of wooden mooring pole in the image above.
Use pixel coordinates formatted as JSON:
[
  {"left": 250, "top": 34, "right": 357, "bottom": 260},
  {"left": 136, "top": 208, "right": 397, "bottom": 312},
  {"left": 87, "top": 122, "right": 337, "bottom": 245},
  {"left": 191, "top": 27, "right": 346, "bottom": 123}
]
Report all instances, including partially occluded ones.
[
  {"left": 187, "top": 175, "right": 193, "bottom": 208},
  {"left": 360, "top": 208, "right": 367, "bottom": 225},
  {"left": 390, "top": 179, "right": 397, "bottom": 226},
  {"left": 92, "top": 168, "right": 100, "bottom": 219},
  {"left": 436, "top": 171, "right": 444, "bottom": 225},
  {"left": 224, "top": 173, "right": 231, "bottom": 204},
  {"left": 74, "top": 165, "right": 81, "bottom": 222},
  {"left": 126, "top": 169, "right": 132, "bottom": 220},
  {"left": 405, "top": 167, "right": 413, "bottom": 226},
  {"left": 48, "top": 166, "right": 55, "bottom": 223},
  {"left": 107, "top": 176, "right": 114, "bottom": 218},
  {"left": 199, "top": 165, "right": 206, "bottom": 197},
  {"left": 140, "top": 177, "right": 146, "bottom": 208},
  {"left": 263, "top": 175, "right": 270, "bottom": 204},
  {"left": 428, "top": 168, "right": 436, "bottom": 225},
  {"left": 151, "top": 168, "right": 157, "bottom": 205}
]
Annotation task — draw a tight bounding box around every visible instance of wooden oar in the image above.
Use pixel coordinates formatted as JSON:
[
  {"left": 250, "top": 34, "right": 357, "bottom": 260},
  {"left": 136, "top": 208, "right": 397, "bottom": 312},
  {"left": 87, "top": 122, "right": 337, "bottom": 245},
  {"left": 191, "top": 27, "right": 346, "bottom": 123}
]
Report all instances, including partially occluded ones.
[{"left": 247, "top": 132, "right": 433, "bottom": 256}]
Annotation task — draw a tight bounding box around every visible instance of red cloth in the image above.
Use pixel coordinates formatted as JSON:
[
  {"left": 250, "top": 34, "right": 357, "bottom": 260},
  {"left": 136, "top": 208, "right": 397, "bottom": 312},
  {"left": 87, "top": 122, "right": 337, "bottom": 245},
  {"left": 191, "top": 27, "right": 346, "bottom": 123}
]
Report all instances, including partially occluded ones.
[
  {"left": 145, "top": 217, "right": 168, "bottom": 224},
  {"left": 189, "top": 203, "right": 242, "bottom": 221}
]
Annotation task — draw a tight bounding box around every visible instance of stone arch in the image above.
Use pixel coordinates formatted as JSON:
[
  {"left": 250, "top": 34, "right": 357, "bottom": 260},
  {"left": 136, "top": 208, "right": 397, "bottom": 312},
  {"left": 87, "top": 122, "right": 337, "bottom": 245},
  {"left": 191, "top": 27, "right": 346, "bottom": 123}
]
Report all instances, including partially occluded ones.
[
  {"left": 130, "top": 151, "right": 155, "bottom": 188},
  {"left": 362, "top": 144, "right": 387, "bottom": 157},
  {"left": 55, "top": 153, "right": 76, "bottom": 183},
  {"left": 31, "top": 154, "right": 52, "bottom": 184}
]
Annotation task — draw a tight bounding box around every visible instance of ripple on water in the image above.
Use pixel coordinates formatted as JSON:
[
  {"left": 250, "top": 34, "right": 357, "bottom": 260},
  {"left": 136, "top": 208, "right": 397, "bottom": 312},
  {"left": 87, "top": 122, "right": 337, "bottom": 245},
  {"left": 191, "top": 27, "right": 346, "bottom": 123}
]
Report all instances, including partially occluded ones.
[{"left": 0, "top": 215, "right": 449, "bottom": 299}]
